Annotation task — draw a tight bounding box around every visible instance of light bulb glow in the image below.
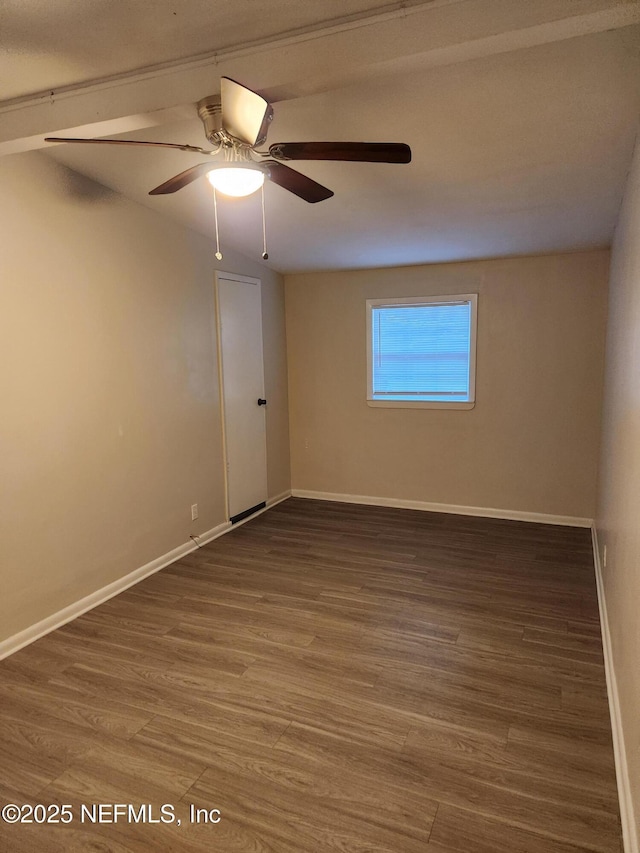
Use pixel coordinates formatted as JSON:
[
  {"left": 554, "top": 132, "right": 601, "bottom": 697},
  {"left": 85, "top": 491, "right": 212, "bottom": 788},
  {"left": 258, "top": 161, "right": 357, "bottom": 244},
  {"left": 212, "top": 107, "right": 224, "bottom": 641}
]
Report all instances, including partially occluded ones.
[{"left": 207, "top": 166, "right": 265, "bottom": 197}]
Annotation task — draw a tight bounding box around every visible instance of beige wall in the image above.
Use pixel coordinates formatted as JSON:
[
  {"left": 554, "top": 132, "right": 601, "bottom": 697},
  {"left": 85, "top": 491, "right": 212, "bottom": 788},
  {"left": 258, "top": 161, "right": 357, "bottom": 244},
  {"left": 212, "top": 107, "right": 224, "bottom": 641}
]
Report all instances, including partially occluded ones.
[
  {"left": 285, "top": 251, "right": 608, "bottom": 519},
  {"left": 596, "top": 131, "right": 640, "bottom": 841},
  {"left": 0, "top": 151, "right": 289, "bottom": 643}
]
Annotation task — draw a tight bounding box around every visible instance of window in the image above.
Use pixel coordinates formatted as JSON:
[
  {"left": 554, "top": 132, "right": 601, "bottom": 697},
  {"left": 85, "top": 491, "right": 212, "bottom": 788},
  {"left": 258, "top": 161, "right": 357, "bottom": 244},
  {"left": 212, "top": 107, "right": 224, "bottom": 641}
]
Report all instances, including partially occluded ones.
[{"left": 366, "top": 294, "right": 477, "bottom": 409}]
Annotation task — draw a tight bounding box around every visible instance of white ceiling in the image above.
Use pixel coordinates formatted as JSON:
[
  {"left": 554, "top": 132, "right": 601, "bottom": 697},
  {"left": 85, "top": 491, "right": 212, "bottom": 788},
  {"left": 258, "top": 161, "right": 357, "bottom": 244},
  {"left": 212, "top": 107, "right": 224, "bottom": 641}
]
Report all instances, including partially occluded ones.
[{"left": 2, "top": 0, "right": 640, "bottom": 273}]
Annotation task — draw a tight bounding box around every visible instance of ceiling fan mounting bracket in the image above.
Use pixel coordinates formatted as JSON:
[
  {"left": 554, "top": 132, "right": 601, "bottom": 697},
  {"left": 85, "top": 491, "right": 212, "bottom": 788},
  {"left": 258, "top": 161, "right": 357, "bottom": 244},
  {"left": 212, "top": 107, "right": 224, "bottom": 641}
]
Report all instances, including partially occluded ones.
[
  {"left": 196, "top": 95, "right": 223, "bottom": 145},
  {"left": 197, "top": 91, "right": 267, "bottom": 150}
]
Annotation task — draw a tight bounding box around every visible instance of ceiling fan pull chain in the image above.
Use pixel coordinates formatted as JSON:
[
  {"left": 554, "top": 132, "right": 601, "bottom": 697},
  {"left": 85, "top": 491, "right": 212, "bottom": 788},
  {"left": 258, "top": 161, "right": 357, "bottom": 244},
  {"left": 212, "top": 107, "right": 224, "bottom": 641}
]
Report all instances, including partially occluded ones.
[
  {"left": 261, "top": 183, "right": 269, "bottom": 260},
  {"left": 213, "top": 187, "right": 223, "bottom": 261}
]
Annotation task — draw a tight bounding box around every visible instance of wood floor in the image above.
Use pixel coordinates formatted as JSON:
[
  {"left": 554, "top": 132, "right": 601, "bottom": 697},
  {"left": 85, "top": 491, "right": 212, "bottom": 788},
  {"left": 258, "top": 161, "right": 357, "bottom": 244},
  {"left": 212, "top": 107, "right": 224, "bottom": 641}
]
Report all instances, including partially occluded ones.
[{"left": 0, "top": 498, "right": 622, "bottom": 852}]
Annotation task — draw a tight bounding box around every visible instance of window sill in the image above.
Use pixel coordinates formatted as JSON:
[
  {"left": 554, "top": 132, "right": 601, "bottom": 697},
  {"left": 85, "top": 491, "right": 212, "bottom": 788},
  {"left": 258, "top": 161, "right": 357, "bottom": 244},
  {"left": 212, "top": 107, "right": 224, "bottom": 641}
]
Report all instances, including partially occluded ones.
[{"left": 367, "top": 400, "right": 475, "bottom": 410}]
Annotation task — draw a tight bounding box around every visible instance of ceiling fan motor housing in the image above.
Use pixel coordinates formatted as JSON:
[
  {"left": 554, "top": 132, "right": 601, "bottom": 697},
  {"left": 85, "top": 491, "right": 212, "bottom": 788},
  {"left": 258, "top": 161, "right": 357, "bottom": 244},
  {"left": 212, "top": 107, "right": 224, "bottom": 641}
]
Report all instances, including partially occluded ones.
[{"left": 197, "top": 96, "right": 223, "bottom": 144}]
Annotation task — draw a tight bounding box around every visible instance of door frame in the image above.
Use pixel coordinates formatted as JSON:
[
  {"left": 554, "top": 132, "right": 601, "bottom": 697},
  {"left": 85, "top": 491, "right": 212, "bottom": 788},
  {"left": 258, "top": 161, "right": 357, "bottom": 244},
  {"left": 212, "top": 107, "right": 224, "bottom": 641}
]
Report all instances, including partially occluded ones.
[{"left": 214, "top": 270, "right": 266, "bottom": 522}]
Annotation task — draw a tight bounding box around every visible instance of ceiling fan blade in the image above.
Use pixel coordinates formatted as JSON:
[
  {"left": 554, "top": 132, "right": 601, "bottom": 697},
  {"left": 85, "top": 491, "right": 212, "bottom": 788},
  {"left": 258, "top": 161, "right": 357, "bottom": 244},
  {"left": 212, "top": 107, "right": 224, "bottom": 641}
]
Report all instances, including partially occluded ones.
[
  {"left": 221, "top": 77, "right": 273, "bottom": 147},
  {"left": 264, "top": 161, "right": 333, "bottom": 203},
  {"left": 149, "top": 163, "right": 216, "bottom": 195},
  {"left": 44, "top": 137, "right": 212, "bottom": 155},
  {"left": 269, "top": 141, "right": 412, "bottom": 164}
]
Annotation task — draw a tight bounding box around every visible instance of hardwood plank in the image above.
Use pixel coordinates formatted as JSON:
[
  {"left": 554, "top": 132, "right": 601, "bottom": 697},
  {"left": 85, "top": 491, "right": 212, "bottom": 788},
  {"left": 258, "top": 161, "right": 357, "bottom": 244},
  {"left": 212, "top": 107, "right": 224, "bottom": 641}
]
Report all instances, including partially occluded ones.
[
  {"left": 41, "top": 738, "right": 206, "bottom": 805},
  {"left": 166, "top": 618, "right": 317, "bottom": 651},
  {"left": 50, "top": 663, "right": 292, "bottom": 749},
  {"left": 0, "top": 678, "right": 153, "bottom": 739},
  {"left": 187, "top": 764, "right": 436, "bottom": 853},
  {"left": 505, "top": 725, "right": 618, "bottom": 794},
  {"left": 0, "top": 737, "right": 66, "bottom": 800},
  {"left": 426, "top": 802, "right": 613, "bottom": 853}
]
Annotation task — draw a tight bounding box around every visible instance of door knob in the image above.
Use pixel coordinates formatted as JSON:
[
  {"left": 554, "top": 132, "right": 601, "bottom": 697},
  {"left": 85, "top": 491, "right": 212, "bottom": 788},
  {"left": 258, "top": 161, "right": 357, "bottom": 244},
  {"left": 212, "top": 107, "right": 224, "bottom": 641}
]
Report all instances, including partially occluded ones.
[{"left": 257, "top": 398, "right": 267, "bottom": 406}]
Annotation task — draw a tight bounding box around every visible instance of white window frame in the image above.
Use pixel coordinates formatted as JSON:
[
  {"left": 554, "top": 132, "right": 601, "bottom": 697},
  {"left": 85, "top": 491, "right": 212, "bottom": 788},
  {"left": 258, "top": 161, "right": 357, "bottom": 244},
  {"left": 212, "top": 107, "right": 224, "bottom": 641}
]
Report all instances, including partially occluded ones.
[{"left": 366, "top": 293, "right": 478, "bottom": 410}]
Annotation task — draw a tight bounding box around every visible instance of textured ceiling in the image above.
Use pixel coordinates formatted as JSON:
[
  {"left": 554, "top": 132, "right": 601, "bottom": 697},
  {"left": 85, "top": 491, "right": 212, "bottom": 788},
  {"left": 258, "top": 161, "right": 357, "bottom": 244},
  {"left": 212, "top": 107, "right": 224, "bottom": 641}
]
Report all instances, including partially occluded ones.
[
  {"left": 2, "top": 0, "right": 640, "bottom": 273},
  {"left": 0, "top": 0, "right": 435, "bottom": 102}
]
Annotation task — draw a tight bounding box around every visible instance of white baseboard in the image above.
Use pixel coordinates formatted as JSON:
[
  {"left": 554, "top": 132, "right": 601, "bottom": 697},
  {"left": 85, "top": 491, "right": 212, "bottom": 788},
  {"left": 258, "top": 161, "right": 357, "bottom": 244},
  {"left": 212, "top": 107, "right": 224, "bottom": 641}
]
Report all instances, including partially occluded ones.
[
  {"left": 222, "top": 489, "right": 292, "bottom": 532},
  {"left": 267, "top": 489, "right": 292, "bottom": 509},
  {"left": 0, "top": 520, "right": 229, "bottom": 661},
  {"left": 191, "top": 521, "right": 232, "bottom": 548},
  {"left": 0, "top": 492, "right": 294, "bottom": 662},
  {"left": 591, "top": 527, "right": 638, "bottom": 853},
  {"left": 291, "top": 489, "right": 592, "bottom": 528}
]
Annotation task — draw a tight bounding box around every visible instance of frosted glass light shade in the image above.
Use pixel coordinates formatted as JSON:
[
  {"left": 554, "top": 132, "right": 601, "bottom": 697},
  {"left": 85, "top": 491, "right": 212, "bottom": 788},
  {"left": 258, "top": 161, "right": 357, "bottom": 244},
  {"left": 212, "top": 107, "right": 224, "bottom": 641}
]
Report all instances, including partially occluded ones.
[{"left": 207, "top": 166, "right": 264, "bottom": 197}]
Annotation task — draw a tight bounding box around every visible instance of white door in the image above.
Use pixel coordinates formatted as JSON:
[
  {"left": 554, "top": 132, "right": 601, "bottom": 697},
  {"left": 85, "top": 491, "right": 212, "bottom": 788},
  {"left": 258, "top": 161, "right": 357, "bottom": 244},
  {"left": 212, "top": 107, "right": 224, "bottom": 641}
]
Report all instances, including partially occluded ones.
[{"left": 215, "top": 272, "right": 268, "bottom": 522}]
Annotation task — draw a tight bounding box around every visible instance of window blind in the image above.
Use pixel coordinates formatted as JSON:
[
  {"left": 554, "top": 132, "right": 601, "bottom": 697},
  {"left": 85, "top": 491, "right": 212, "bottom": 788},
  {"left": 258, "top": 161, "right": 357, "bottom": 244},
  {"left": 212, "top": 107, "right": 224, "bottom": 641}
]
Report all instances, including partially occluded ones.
[{"left": 371, "top": 301, "right": 472, "bottom": 402}]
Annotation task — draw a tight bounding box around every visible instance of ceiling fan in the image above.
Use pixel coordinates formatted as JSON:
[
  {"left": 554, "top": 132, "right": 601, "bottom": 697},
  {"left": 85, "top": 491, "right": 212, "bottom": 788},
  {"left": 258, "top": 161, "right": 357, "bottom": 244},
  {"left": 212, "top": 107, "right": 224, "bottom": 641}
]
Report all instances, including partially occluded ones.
[{"left": 45, "top": 77, "right": 412, "bottom": 203}]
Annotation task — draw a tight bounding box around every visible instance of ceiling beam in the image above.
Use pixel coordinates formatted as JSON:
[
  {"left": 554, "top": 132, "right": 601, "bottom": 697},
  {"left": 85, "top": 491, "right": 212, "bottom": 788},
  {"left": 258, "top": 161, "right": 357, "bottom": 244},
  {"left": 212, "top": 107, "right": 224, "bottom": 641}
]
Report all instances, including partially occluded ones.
[{"left": 1, "top": 0, "right": 638, "bottom": 156}]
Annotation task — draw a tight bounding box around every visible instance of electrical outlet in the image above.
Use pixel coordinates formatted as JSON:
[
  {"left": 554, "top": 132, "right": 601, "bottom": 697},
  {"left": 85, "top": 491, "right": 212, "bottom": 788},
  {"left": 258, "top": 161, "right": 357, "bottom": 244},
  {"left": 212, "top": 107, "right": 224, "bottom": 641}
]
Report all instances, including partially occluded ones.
[
  {"left": 603, "top": 545, "right": 607, "bottom": 568},
  {"left": 191, "top": 503, "right": 199, "bottom": 521}
]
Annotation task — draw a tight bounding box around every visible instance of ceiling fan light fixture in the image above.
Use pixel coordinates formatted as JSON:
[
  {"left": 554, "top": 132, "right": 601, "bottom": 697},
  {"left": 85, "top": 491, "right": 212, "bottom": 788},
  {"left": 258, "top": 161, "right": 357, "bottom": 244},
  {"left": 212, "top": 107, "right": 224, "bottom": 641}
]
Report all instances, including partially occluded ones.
[{"left": 206, "top": 165, "right": 265, "bottom": 197}]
